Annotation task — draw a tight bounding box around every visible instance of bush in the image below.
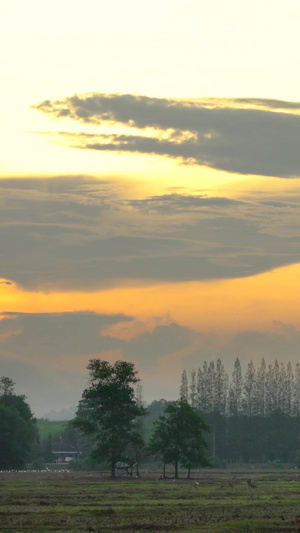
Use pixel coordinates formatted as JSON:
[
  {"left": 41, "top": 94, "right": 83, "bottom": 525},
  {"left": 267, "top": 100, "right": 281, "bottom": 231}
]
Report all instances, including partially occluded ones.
[
  {"left": 31, "top": 457, "right": 46, "bottom": 470},
  {"left": 68, "top": 456, "right": 105, "bottom": 471},
  {"left": 209, "top": 456, "right": 227, "bottom": 469},
  {"left": 267, "top": 459, "right": 283, "bottom": 469}
]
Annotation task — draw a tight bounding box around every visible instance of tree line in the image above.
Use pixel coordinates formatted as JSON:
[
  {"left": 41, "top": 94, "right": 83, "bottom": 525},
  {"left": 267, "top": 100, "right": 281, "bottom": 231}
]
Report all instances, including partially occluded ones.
[
  {"left": 3, "top": 356, "right": 300, "bottom": 473},
  {"left": 0, "top": 362, "right": 210, "bottom": 478},
  {"left": 180, "top": 358, "right": 300, "bottom": 464},
  {"left": 180, "top": 358, "right": 300, "bottom": 417},
  {"left": 74, "top": 359, "right": 209, "bottom": 478}
]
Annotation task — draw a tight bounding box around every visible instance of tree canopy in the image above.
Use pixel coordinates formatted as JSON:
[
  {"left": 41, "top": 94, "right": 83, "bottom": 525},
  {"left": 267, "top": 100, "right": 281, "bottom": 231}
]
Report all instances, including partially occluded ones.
[
  {"left": 179, "top": 358, "right": 300, "bottom": 463},
  {"left": 74, "top": 359, "right": 146, "bottom": 477},
  {"left": 0, "top": 378, "right": 37, "bottom": 469},
  {"left": 0, "top": 376, "right": 15, "bottom": 396},
  {"left": 150, "top": 398, "right": 210, "bottom": 478}
]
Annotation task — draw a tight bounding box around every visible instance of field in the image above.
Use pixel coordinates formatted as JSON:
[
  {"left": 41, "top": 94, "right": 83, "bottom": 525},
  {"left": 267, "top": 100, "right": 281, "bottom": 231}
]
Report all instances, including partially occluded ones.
[{"left": 0, "top": 470, "right": 300, "bottom": 532}]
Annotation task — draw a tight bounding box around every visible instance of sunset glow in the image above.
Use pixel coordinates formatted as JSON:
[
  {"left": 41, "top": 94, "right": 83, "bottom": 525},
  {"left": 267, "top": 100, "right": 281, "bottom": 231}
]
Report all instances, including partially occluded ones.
[{"left": 1, "top": 0, "right": 300, "bottom": 415}]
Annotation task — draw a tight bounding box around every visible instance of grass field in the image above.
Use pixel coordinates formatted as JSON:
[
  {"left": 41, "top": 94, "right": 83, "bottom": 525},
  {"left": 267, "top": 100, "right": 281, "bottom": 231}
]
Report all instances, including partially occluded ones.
[{"left": 0, "top": 470, "right": 300, "bottom": 532}]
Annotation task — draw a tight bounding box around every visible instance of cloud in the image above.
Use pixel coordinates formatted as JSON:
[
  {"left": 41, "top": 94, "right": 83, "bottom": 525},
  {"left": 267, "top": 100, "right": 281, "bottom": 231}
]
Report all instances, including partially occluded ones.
[
  {"left": 2, "top": 309, "right": 300, "bottom": 415},
  {"left": 0, "top": 311, "right": 132, "bottom": 415},
  {"left": 219, "top": 325, "right": 300, "bottom": 370},
  {"left": 121, "top": 323, "right": 193, "bottom": 370},
  {"left": 34, "top": 93, "right": 300, "bottom": 177},
  {"left": 127, "top": 193, "right": 242, "bottom": 212},
  {"left": 0, "top": 311, "right": 131, "bottom": 358},
  {"left": 231, "top": 98, "right": 300, "bottom": 111},
  {"left": 174, "top": 321, "right": 300, "bottom": 377},
  {"left": 0, "top": 311, "right": 193, "bottom": 414},
  {"left": 100, "top": 316, "right": 173, "bottom": 341},
  {"left": 0, "top": 354, "right": 88, "bottom": 418},
  {"left": 1, "top": 176, "right": 300, "bottom": 289},
  {"left": 0, "top": 327, "right": 23, "bottom": 343}
]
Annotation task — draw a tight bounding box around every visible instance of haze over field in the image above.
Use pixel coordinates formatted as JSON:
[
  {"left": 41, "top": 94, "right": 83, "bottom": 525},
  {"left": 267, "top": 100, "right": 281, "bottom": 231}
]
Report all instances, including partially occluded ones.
[{"left": 1, "top": 0, "right": 300, "bottom": 417}]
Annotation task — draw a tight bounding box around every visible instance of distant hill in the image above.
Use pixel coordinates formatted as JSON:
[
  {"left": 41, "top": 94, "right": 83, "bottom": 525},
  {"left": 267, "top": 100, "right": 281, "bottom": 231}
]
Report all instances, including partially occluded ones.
[{"left": 36, "top": 419, "right": 68, "bottom": 441}]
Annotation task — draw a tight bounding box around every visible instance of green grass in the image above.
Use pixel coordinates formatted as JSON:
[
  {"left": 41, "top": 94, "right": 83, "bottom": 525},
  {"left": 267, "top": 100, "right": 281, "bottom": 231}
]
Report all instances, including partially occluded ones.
[{"left": 0, "top": 472, "right": 299, "bottom": 531}]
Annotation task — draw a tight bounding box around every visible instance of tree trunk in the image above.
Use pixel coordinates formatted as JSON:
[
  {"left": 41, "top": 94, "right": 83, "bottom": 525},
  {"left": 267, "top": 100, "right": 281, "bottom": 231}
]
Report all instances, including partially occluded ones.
[
  {"left": 110, "top": 453, "right": 116, "bottom": 479},
  {"left": 187, "top": 467, "right": 191, "bottom": 479},
  {"left": 163, "top": 462, "right": 166, "bottom": 478},
  {"left": 174, "top": 459, "right": 179, "bottom": 479}
]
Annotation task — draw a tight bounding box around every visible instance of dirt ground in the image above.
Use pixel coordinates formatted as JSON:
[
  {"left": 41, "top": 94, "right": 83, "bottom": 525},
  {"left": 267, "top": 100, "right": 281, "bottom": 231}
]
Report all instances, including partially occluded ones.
[
  {"left": 0, "top": 468, "right": 298, "bottom": 482},
  {"left": 1, "top": 469, "right": 300, "bottom": 531}
]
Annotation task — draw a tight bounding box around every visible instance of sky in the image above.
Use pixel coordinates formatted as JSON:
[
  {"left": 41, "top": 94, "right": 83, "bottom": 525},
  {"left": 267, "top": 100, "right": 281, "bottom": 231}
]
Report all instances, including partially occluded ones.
[{"left": 1, "top": 0, "right": 300, "bottom": 417}]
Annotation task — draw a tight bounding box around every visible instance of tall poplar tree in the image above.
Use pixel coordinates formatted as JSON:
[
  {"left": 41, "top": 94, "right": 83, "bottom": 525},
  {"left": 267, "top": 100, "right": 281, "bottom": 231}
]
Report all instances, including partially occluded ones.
[
  {"left": 189, "top": 369, "right": 197, "bottom": 407},
  {"left": 265, "top": 363, "right": 274, "bottom": 415},
  {"left": 229, "top": 358, "right": 243, "bottom": 416},
  {"left": 285, "top": 361, "right": 294, "bottom": 416},
  {"left": 255, "top": 358, "right": 266, "bottom": 416},
  {"left": 207, "top": 361, "right": 216, "bottom": 413},
  {"left": 278, "top": 362, "right": 287, "bottom": 414},
  {"left": 179, "top": 370, "right": 189, "bottom": 401},
  {"left": 293, "top": 362, "right": 300, "bottom": 416},
  {"left": 214, "top": 358, "right": 228, "bottom": 415},
  {"left": 197, "top": 362, "right": 210, "bottom": 414},
  {"left": 243, "top": 360, "right": 256, "bottom": 417}
]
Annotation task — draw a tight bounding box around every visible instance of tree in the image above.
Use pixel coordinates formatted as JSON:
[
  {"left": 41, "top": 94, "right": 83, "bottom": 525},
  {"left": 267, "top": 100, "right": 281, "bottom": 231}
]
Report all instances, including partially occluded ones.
[
  {"left": 214, "top": 359, "right": 228, "bottom": 415},
  {"left": 179, "top": 370, "right": 188, "bottom": 401},
  {"left": 149, "top": 399, "right": 210, "bottom": 479},
  {"left": 278, "top": 362, "right": 287, "bottom": 414},
  {"left": 196, "top": 361, "right": 211, "bottom": 414},
  {"left": 189, "top": 369, "right": 196, "bottom": 407},
  {"left": 42, "top": 433, "right": 53, "bottom": 463},
  {"left": 255, "top": 358, "right": 266, "bottom": 416},
  {"left": 148, "top": 415, "right": 173, "bottom": 478},
  {"left": 143, "top": 399, "right": 172, "bottom": 427},
  {"left": 229, "top": 358, "right": 243, "bottom": 416},
  {"left": 243, "top": 360, "right": 256, "bottom": 417},
  {"left": 0, "top": 390, "right": 37, "bottom": 469},
  {"left": 0, "top": 376, "right": 15, "bottom": 396},
  {"left": 207, "top": 362, "right": 216, "bottom": 413},
  {"left": 242, "top": 360, "right": 256, "bottom": 461},
  {"left": 265, "top": 362, "right": 278, "bottom": 415},
  {"left": 294, "top": 363, "right": 300, "bottom": 416},
  {"left": 73, "top": 359, "right": 146, "bottom": 478},
  {"left": 285, "top": 361, "right": 294, "bottom": 416}
]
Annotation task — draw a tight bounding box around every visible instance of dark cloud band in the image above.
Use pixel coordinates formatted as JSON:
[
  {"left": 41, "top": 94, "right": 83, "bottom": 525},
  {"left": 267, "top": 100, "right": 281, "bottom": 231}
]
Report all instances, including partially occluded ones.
[
  {"left": 34, "top": 93, "right": 300, "bottom": 177},
  {"left": 0, "top": 176, "right": 300, "bottom": 290}
]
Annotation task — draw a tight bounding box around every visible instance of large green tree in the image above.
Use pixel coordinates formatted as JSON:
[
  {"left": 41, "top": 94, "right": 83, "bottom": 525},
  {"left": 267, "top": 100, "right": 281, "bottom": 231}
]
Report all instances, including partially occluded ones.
[
  {"left": 148, "top": 412, "right": 174, "bottom": 478},
  {"left": 74, "top": 359, "right": 146, "bottom": 478},
  {"left": 150, "top": 399, "right": 210, "bottom": 478},
  {"left": 0, "top": 380, "right": 37, "bottom": 469}
]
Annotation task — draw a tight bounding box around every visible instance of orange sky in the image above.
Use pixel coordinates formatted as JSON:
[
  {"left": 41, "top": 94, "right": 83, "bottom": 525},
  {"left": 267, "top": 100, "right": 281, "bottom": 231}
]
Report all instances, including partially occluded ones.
[
  {"left": 2, "top": 0, "right": 300, "bottom": 416},
  {"left": 1, "top": 262, "right": 300, "bottom": 334}
]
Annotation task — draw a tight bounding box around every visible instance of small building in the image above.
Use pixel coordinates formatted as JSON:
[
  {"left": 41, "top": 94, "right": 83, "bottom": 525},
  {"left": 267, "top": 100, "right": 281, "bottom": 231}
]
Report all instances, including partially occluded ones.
[
  {"left": 116, "top": 462, "right": 131, "bottom": 476},
  {"left": 52, "top": 450, "right": 79, "bottom": 463},
  {"left": 52, "top": 439, "right": 79, "bottom": 463},
  {"left": 116, "top": 461, "right": 139, "bottom": 477}
]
